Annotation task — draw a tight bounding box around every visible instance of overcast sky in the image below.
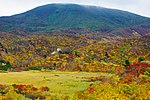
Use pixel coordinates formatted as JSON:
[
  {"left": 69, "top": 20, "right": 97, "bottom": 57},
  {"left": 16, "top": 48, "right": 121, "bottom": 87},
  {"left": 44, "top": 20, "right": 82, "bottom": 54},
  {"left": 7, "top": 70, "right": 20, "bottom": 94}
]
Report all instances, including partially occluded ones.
[{"left": 0, "top": 0, "right": 150, "bottom": 17}]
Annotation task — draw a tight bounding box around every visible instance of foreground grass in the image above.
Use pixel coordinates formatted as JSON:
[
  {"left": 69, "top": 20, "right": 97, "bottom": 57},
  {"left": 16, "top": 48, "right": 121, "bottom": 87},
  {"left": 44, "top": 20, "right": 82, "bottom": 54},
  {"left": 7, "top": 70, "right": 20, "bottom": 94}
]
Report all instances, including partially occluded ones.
[{"left": 0, "top": 70, "right": 110, "bottom": 97}]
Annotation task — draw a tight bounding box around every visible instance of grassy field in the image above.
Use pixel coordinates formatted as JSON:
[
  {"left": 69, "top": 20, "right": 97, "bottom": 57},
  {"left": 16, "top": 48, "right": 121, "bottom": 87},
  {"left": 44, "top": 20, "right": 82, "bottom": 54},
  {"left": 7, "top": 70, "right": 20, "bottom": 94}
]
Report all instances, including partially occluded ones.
[{"left": 0, "top": 71, "right": 111, "bottom": 97}]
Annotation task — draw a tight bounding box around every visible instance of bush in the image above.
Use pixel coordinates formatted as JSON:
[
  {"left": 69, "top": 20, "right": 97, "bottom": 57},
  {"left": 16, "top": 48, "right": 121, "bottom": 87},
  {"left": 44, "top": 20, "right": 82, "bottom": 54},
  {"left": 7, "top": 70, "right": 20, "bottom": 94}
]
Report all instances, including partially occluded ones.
[
  {"left": 138, "top": 56, "right": 145, "bottom": 62},
  {"left": 123, "top": 60, "right": 130, "bottom": 69},
  {"left": 75, "top": 83, "right": 150, "bottom": 100}
]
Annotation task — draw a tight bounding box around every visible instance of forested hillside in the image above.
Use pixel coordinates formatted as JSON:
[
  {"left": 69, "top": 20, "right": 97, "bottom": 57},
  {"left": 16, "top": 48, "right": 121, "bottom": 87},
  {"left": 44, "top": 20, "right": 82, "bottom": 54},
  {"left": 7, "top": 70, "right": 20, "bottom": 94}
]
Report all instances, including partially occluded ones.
[
  {"left": 0, "top": 4, "right": 150, "bottom": 33},
  {"left": 0, "top": 32, "right": 149, "bottom": 72}
]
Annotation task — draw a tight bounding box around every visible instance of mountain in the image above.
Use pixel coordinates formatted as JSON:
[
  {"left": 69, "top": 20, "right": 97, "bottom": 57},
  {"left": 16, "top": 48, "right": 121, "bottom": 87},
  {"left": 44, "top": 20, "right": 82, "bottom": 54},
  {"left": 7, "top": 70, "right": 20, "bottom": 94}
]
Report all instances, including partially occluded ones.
[{"left": 0, "top": 4, "right": 150, "bottom": 33}]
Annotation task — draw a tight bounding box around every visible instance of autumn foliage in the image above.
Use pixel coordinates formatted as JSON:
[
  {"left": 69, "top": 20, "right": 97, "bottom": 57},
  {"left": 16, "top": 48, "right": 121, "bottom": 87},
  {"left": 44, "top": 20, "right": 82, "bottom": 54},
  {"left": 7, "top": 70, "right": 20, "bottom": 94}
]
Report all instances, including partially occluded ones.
[{"left": 0, "top": 32, "right": 149, "bottom": 99}]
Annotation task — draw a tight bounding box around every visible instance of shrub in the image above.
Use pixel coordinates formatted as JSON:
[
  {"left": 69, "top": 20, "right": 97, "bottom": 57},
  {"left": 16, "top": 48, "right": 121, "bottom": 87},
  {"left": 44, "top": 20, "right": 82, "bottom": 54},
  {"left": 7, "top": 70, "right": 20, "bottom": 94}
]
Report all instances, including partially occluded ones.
[
  {"left": 138, "top": 56, "right": 145, "bottom": 62},
  {"left": 75, "top": 83, "right": 150, "bottom": 100}
]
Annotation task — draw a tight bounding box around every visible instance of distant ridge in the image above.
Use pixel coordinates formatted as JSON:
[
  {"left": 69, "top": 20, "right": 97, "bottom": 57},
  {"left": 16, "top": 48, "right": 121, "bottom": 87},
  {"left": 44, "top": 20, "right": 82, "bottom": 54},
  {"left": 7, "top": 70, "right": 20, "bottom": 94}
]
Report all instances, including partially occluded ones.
[{"left": 0, "top": 3, "right": 150, "bottom": 33}]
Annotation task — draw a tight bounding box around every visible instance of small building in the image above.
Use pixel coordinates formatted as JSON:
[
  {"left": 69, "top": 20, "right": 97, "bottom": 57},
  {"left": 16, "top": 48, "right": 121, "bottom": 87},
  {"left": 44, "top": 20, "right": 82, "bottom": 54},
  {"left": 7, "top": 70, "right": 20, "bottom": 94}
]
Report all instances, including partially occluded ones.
[{"left": 57, "top": 48, "right": 62, "bottom": 53}]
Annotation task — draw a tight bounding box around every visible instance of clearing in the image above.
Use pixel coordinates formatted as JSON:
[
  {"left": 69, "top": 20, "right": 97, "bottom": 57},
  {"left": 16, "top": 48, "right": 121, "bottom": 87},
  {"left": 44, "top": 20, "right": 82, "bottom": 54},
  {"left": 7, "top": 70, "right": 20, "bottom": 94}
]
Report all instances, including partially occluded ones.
[{"left": 0, "top": 71, "right": 111, "bottom": 96}]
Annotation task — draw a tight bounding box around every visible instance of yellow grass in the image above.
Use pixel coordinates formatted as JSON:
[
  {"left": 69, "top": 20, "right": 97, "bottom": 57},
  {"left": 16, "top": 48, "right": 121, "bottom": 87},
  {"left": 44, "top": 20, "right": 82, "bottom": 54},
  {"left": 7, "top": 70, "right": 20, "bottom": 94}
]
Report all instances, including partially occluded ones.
[{"left": 0, "top": 71, "right": 108, "bottom": 97}]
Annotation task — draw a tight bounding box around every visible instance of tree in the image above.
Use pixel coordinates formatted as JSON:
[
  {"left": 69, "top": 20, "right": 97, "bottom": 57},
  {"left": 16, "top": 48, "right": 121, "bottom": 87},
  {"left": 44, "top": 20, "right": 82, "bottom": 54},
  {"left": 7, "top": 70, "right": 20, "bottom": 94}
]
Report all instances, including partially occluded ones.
[
  {"left": 105, "top": 52, "right": 109, "bottom": 58},
  {"left": 138, "top": 56, "right": 144, "bottom": 62},
  {"left": 123, "top": 60, "right": 130, "bottom": 69},
  {"left": 0, "top": 60, "right": 12, "bottom": 70}
]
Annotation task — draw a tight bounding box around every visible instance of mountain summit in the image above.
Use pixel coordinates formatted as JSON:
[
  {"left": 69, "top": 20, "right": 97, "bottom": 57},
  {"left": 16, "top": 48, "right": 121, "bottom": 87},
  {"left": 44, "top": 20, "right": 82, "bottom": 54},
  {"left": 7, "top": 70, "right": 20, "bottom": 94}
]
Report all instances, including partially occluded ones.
[{"left": 0, "top": 4, "right": 150, "bottom": 33}]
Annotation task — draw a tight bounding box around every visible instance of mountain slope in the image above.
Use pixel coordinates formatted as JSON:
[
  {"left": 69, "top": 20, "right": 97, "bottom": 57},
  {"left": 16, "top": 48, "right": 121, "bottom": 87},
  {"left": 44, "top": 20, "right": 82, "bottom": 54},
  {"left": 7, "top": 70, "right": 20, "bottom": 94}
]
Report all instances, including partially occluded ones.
[{"left": 0, "top": 4, "right": 150, "bottom": 33}]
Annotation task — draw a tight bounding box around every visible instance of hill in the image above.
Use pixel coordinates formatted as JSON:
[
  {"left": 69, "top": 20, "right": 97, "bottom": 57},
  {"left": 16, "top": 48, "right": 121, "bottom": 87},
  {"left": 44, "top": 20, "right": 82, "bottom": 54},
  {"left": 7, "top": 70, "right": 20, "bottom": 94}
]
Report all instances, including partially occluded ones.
[
  {"left": 0, "top": 32, "right": 149, "bottom": 71},
  {"left": 0, "top": 4, "right": 150, "bottom": 33}
]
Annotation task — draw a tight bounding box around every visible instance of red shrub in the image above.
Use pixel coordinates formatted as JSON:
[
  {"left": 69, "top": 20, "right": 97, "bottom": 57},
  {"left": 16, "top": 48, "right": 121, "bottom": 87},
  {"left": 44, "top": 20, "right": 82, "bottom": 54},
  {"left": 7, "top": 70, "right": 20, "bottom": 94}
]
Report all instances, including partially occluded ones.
[
  {"left": 16, "top": 84, "right": 26, "bottom": 89},
  {"left": 39, "top": 86, "right": 49, "bottom": 91},
  {"left": 120, "top": 62, "right": 150, "bottom": 84},
  {"left": 127, "top": 62, "right": 150, "bottom": 77}
]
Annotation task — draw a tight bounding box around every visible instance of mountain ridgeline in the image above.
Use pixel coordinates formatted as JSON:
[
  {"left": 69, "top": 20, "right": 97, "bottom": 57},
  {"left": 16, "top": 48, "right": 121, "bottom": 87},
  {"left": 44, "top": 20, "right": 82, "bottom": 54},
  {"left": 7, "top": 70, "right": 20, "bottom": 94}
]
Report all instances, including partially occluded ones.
[{"left": 0, "top": 4, "right": 150, "bottom": 33}]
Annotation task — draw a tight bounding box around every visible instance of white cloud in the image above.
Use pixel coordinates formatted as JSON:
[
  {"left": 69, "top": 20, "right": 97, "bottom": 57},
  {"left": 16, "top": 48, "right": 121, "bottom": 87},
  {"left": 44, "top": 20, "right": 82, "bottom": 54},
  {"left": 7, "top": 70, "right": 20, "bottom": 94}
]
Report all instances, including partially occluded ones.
[{"left": 0, "top": 0, "right": 150, "bottom": 17}]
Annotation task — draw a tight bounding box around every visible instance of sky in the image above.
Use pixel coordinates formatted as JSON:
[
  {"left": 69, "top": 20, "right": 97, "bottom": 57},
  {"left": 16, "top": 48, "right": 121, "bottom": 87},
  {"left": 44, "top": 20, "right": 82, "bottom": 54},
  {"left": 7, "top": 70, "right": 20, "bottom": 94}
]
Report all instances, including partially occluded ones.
[{"left": 0, "top": 0, "right": 150, "bottom": 17}]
